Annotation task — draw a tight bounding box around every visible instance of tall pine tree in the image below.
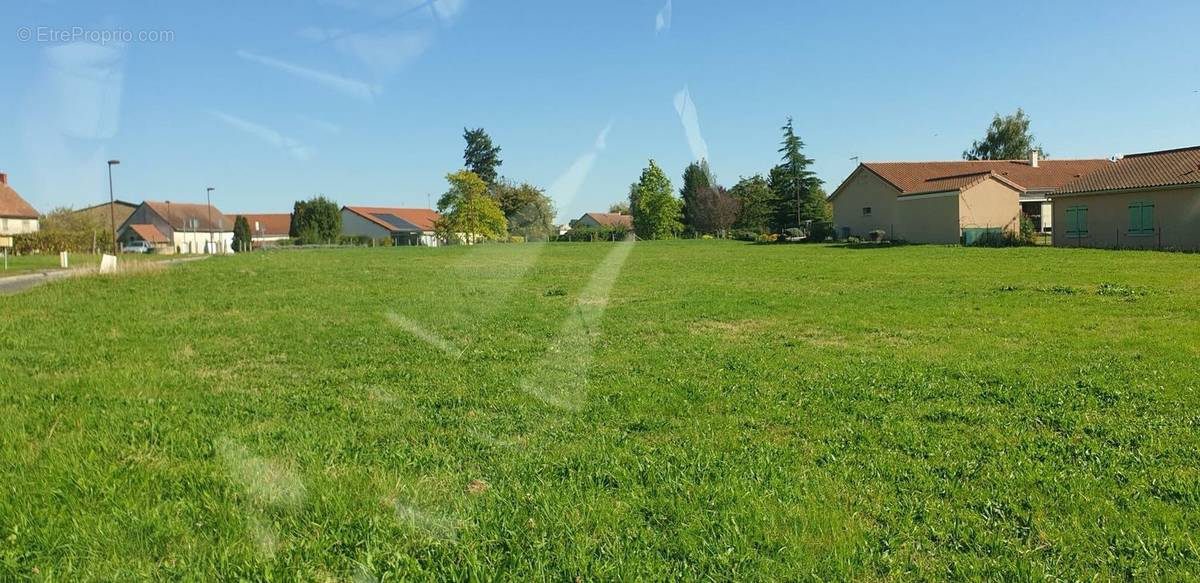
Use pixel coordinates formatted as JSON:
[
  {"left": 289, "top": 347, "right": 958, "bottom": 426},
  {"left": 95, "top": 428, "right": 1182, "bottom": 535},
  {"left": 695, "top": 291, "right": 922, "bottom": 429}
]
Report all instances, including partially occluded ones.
[
  {"left": 462, "top": 128, "right": 503, "bottom": 186},
  {"left": 769, "top": 117, "right": 825, "bottom": 230}
]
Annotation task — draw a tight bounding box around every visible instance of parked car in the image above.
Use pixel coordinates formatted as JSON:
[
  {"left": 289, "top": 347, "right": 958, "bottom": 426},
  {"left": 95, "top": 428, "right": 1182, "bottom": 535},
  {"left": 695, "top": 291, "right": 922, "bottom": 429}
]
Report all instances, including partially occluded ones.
[{"left": 121, "top": 241, "right": 153, "bottom": 254}]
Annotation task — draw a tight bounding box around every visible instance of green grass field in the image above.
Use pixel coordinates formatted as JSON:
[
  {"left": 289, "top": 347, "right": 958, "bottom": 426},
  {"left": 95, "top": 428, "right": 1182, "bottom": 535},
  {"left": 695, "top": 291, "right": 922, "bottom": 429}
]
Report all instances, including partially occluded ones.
[
  {"left": 0, "top": 253, "right": 175, "bottom": 277},
  {"left": 2, "top": 242, "right": 1198, "bottom": 580}
]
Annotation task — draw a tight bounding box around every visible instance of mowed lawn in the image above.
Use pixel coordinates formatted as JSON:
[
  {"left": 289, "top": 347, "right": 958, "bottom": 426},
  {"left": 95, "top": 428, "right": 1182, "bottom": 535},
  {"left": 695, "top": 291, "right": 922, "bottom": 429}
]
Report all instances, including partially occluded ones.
[{"left": 2, "top": 242, "right": 1198, "bottom": 580}]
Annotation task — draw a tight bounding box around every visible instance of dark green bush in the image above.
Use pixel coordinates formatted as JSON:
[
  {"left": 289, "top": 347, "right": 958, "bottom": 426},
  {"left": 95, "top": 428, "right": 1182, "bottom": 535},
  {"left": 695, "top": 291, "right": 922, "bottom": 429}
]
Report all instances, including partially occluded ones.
[{"left": 809, "top": 221, "right": 834, "bottom": 242}]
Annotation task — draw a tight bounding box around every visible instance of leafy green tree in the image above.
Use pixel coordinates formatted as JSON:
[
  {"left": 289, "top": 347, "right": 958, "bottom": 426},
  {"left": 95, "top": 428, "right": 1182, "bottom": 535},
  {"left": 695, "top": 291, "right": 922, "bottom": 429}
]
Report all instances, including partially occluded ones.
[
  {"left": 463, "top": 127, "right": 503, "bottom": 186},
  {"left": 963, "top": 108, "right": 1044, "bottom": 160},
  {"left": 769, "top": 117, "right": 823, "bottom": 229},
  {"left": 232, "top": 215, "right": 252, "bottom": 252},
  {"left": 802, "top": 185, "right": 832, "bottom": 223},
  {"left": 729, "top": 175, "right": 777, "bottom": 233},
  {"left": 628, "top": 160, "right": 682, "bottom": 240},
  {"left": 491, "top": 179, "right": 556, "bottom": 239},
  {"left": 679, "top": 159, "right": 715, "bottom": 234},
  {"left": 608, "top": 201, "right": 630, "bottom": 215},
  {"left": 435, "top": 170, "right": 508, "bottom": 243},
  {"left": 290, "top": 196, "right": 341, "bottom": 244},
  {"left": 288, "top": 200, "right": 305, "bottom": 238}
]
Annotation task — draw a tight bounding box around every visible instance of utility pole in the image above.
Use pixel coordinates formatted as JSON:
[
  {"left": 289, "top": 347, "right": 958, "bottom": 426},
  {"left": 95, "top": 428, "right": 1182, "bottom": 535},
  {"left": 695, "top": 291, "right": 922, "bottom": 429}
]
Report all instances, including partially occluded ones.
[{"left": 107, "top": 160, "right": 121, "bottom": 254}]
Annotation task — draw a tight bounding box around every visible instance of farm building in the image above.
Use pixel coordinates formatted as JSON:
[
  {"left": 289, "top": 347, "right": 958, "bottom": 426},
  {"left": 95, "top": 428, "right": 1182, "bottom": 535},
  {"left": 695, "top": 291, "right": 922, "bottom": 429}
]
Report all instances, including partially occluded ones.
[
  {"left": 830, "top": 152, "right": 1109, "bottom": 243},
  {"left": 1050, "top": 146, "right": 1200, "bottom": 250},
  {"left": 572, "top": 212, "right": 633, "bottom": 230},
  {"left": 341, "top": 207, "right": 441, "bottom": 246},
  {"left": 118, "top": 200, "right": 235, "bottom": 254},
  {"left": 0, "top": 172, "right": 40, "bottom": 235},
  {"left": 238, "top": 213, "right": 292, "bottom": 245}
]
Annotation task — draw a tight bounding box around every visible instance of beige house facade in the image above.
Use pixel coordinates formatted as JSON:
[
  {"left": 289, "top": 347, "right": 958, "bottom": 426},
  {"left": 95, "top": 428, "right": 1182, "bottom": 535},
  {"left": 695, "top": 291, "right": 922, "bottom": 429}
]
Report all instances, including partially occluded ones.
[
  {"left": 830, "top": 154, "right": 1109, "bottom": 244},
  {"left": 888, "top": 176, "right": 1022, "bottom": 244},
  {"left": 1051, "top": 147, "right": 1200, "bottom": 250}
]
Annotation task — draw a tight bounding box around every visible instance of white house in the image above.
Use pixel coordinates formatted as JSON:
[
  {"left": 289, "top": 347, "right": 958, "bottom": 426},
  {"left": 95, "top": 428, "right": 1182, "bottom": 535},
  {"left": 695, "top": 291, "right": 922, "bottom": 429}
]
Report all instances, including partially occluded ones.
[{"left": 118, "top": 200, "right": 234, "bottom": 254}]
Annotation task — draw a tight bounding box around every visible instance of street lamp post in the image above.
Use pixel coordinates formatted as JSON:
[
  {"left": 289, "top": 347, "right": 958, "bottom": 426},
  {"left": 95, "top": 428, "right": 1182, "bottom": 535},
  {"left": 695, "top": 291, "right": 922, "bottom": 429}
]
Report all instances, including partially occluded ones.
[
  {"left": 206, "top": 187, "right": 215, "bottom": 254},
  {"left": 107, "top": 160, "right": 121, "bottom": 254}
]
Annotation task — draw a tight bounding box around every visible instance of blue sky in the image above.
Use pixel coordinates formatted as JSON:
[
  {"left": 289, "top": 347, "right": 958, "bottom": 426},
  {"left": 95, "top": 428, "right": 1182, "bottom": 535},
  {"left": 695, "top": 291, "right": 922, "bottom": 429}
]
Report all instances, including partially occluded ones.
[{"left": 3, "top": 0, "right": 1198, "bottom": 221}]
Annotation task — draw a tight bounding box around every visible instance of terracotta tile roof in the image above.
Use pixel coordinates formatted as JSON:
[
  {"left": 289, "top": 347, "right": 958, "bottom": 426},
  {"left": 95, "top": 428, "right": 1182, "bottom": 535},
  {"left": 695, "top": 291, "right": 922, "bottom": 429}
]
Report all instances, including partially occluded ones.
[
  {"left": 851, "top": 159, "right": 1110, "bottom": 197},
  {"left": 1053, "top": 146, "right": 1200, "bottom": 196},
  {"left": 144, "top": 201, "right": 232, "bottom": 231},
  {"left": 0, "top": 176, "right": 39, "bottom": 219},
  {"left": 128, "top": 223, "right": 170, "bottom": 243},
  {"left": 344, "top": 207, "right": 440, "bottom": 232},
  {"left": 239, "top": 213, "right": 292, "bottom": 236},
  {"left": 581, "top": 212, "right": 633, "bottom": 228}
]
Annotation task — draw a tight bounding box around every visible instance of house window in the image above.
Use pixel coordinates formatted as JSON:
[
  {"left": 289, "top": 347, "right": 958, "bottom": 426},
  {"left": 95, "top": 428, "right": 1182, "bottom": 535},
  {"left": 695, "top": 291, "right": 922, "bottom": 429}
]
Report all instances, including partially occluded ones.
[
  {"left": 1065, "top": 205, "right": 1088, "bottom": 237},
  {"left": 862, "top": 207, "right": 872, "bottom": 217},
  {"left": 1128, "top": 200, "right": 1155, "bottom": 235},
  {"left": 1, "top": 218, "right": 7, "bottom": 231}
]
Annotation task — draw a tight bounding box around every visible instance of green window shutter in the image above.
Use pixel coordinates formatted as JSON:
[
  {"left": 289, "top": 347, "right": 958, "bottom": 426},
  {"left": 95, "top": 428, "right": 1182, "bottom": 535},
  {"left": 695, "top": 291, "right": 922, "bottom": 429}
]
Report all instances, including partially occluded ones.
[
  {"left": 1067, "top": 206, "right": 1088, "bottom": 236},
  {"left": 1127, "top": 201, "right": 1154, "bottom": 235}
]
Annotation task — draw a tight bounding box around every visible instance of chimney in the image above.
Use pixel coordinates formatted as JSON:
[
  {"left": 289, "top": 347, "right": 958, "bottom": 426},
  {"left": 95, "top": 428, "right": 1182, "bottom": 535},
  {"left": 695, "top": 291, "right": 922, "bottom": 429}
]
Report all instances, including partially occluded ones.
[
  {"left": 0, "top": 172, "right": 7, "bottom": 185},
  {"left": 1029, "top": 149, "right": 1040, "bottom": 168}
]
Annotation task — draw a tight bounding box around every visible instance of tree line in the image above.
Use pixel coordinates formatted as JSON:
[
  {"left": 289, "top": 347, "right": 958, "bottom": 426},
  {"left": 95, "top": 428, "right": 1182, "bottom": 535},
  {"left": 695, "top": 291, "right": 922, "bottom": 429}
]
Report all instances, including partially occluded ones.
[
  {"left": 270, "top": 108, "right": 1042, "bottom": 247},
  {"left": 624, "top": 117, "right": 831, "bottom": 240},
  {"left": 433, "top": 128, "right": 556, "bottom": 243}
]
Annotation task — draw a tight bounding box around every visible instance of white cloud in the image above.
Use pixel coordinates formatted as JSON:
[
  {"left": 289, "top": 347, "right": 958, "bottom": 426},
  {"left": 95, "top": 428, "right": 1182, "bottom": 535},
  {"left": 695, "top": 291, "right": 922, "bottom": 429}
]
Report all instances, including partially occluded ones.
[
  {"left": 673, "top": 86, "right": 709, "bottom": 161},
  {"left": 655, "top": 0, "right": 672, "bottom": 33},
  {"left": 210, "top": 110, "right": 314, "bottom": 161},
  {"left": 236, "top": 49, "right": 378, "bottom": 102}
]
